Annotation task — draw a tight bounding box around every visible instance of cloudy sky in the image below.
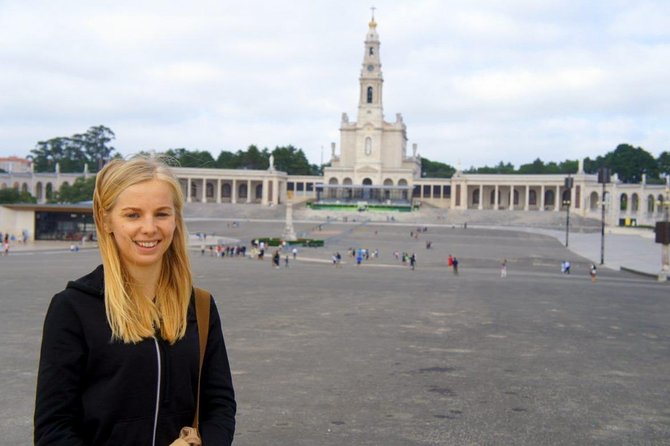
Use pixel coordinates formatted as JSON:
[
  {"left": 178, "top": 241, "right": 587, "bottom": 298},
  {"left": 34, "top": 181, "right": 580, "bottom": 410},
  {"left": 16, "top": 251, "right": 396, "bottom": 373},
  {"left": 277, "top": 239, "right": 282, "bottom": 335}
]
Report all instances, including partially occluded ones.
[{"left": 1, "top": 0, "right": 669, "bottom": 169}]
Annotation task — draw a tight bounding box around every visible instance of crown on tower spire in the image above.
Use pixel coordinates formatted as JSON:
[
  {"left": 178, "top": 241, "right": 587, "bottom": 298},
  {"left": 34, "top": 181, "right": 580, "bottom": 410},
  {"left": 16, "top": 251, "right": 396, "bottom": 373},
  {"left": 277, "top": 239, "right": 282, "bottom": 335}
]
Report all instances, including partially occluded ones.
[{"left": 369, "top": 6, "right": 377, "bottom": 28}]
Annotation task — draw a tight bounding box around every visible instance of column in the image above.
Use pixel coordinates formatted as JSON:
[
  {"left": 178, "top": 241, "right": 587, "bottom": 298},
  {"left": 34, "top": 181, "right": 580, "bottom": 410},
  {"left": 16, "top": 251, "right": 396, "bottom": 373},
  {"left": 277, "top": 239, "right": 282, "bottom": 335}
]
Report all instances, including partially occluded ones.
[
  {"left": 273, "top": 178, "right": 279, "bottom": 204},
  {"left": 187, "top": 178, "right": 192, "bottom": 203},
  {"left": 246, "top": 180, "right": 252, "bottom": 203},
  {"left": 554, "top": 185, "right": 560, "bottom": 211},
  {"left": 216, "top": 179, "right": 222, "bottom": 204},
  {"left": 232, "top": 179, "right": 237, "bottom": 204},
  {"left": 261, "top": 179, "right": 269, "bottom": 205},
  {"left": 540, "top": 185, "right": 545, "bottom": 211},
  {"left": 201, "top": 179, "right": 207, "bottom": 203},
  {"left": 510, "top": 185, "right": 515, "bottom": 211},
  {"left": 494, "top": 184, "right": 499, "bottom": 210},
  {"left": 525, "top": 185, "right": 530, "bottom": 211},
  {"left": 478, "top": 184, "right": 483, "bottom": 210}
]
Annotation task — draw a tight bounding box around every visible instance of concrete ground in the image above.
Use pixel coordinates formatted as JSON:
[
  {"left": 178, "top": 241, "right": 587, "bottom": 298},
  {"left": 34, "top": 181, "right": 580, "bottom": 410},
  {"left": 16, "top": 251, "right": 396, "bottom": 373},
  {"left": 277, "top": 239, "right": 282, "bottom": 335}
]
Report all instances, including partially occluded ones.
[{"left": 2, "top": 219, "right": 669, "bottom": 445}]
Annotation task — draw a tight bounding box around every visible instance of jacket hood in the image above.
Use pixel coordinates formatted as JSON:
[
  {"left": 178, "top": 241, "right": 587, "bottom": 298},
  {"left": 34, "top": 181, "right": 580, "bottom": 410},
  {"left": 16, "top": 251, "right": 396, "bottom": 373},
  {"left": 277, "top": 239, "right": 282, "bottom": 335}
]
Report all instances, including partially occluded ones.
[{"left": 66, "top": 264, "right": 105, "bottom": 298}]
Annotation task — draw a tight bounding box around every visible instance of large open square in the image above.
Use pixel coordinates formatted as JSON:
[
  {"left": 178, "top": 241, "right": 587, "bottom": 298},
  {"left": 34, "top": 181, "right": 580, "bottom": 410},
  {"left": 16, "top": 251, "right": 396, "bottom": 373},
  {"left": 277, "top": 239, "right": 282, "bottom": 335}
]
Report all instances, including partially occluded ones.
[{"left": 2, "top": 219, "right": 669, "bottom": 445}]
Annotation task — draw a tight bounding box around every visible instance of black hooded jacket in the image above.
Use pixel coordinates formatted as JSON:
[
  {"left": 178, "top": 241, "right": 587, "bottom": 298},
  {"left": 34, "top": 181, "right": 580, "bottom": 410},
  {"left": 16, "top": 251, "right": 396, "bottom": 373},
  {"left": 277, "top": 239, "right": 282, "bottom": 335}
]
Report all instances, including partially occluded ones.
[{"left": 35, "top": 265, "right": 236, "bottom": 445}]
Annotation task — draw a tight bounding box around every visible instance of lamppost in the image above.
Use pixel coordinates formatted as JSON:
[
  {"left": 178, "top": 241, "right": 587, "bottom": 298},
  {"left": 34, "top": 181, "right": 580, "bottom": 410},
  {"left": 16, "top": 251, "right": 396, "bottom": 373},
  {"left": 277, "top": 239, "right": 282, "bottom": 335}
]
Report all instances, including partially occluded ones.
[
  {"left": 598, "top": 167, "right": 611, "bottom": 265},
  {"left": 656, "top": 181, "right": 670, "bottom": 282},
  {"left": 563, "top": 175, "right": 573, "bottom": 247}
]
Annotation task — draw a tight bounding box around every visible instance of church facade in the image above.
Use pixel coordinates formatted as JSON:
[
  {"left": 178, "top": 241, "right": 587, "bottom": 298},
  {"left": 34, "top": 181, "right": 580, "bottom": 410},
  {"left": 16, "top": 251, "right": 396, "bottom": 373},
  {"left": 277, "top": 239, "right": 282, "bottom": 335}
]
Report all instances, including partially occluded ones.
[
  {"left": 319, "top": 16, "right": 420, "bottom": 205},
  {"left": 2, "top": 16, "right": 669, "bottom": 237}
]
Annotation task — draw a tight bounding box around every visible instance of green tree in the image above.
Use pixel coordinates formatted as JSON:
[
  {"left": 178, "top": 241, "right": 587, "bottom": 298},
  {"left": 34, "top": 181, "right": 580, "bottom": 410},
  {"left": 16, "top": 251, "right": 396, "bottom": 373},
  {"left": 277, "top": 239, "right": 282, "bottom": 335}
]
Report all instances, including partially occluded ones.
[
  {"left": 467, "top": 161, "right": 515, "bottom": 174},
  {"left": 216, "top": 150, "right": 238, "bottom": 168},
  {"left": 421, "top": 158, "right": 456, "bottom": 178},
  {"left": 74, "top": 125, "right": 116, "bottom": 172},
  {"left": 605, "top": 144, "right": 658, "bottom": 183},
  {"left": 0, "top": 188, "right": 36, "bottom": 204},
  {"left": 558, "top": 159, "right": 578, "bottom": 174},
  {"left": 53, "top": 176, "right": 96, "bottom": 203},
  {"left": 236, "top": 145, "right": 269, "bottom": 170},
  {"left": 271, "top": 145, "right": 313, "bottom": 175},
  {"left": 657, "top": 151, "right": 670, "bottom": 177},
  {"left": 30, "top": 126, "right": 118, "bottom": 173},
  {"left": 517, "top": 158, "right": 546, "bottom": 174}
]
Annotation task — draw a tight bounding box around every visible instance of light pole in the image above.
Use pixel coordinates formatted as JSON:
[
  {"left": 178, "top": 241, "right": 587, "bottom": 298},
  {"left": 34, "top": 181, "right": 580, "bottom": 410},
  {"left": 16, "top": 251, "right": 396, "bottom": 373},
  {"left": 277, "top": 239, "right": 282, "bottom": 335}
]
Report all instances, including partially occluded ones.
[
  {"left": 563, "top": 175, "right": 573, "bottom": 247},
  {"left": 598, "top": 167, "right": 611, "bottom": 265}
]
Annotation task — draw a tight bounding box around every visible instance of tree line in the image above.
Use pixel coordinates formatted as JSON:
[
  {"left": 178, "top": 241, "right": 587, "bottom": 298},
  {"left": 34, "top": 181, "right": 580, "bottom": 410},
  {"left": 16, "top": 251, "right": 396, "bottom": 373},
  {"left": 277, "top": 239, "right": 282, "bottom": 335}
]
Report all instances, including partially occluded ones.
[
  {"left": 459, "top": 144, "right": 670, "bottom": 184},
  {"left": 2, "top": 125, "right": 668, "bottom": 204}
]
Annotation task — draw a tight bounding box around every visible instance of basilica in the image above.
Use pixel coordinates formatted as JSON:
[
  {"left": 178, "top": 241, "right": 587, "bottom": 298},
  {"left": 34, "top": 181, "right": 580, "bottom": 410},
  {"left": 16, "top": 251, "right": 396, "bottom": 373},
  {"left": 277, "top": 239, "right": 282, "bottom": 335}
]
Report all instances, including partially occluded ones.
[{"left": 1, "top": 16, "right": 668, "bottom": 240}]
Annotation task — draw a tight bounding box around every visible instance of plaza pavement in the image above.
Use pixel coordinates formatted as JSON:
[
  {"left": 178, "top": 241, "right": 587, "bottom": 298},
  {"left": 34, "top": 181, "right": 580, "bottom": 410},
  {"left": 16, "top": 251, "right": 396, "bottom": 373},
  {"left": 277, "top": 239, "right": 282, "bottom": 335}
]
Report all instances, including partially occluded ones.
[{"left": 1, "top": 218, "right": 669, "bottom": 445}]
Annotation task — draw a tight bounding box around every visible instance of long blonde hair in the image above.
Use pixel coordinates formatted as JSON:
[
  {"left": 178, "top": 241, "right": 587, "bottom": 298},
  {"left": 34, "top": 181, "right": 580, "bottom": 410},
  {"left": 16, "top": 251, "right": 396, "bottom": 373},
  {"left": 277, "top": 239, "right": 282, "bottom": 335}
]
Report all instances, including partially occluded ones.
[{"left": 93, "top": 156, "right": 192, "bottom": 344}]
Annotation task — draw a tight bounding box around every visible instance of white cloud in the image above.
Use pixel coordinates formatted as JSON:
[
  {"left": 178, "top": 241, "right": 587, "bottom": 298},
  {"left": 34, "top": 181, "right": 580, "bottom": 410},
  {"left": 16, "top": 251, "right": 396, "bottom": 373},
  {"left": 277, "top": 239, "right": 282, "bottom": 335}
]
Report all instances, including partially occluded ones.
[{"left": 0, "top": 0, "right": 668, "bottom": 168}]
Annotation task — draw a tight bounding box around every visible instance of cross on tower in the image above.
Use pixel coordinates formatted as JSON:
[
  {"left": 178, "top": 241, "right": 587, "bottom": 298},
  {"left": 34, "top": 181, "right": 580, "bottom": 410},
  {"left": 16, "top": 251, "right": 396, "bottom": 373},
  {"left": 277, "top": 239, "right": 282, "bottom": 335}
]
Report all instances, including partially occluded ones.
[{"left": 371, "top": 6, "right": 376, "bottom": 20}]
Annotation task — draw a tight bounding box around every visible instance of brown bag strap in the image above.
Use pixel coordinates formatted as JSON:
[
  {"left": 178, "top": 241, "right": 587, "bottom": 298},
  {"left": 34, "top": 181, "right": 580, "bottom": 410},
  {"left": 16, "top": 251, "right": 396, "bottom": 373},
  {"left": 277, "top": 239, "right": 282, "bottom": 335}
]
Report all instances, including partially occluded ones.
[{"left": 193, "top": 287, "right": 211, "bottom": 430}]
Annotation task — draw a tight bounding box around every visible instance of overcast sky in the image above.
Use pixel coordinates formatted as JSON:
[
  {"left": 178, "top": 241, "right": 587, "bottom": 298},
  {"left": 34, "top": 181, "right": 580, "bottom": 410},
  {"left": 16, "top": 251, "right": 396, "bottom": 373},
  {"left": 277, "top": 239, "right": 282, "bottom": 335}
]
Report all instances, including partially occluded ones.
[{"left": 1, "top": 0, "right": 669, "bottom": 169}]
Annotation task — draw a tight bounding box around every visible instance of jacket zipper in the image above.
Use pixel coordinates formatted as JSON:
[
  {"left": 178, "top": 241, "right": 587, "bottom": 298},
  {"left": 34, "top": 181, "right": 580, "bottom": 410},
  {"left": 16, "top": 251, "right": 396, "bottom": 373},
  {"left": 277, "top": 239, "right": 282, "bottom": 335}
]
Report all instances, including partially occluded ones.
[{"left": 152, "top": 338, "right": 161, "bottom": 446}]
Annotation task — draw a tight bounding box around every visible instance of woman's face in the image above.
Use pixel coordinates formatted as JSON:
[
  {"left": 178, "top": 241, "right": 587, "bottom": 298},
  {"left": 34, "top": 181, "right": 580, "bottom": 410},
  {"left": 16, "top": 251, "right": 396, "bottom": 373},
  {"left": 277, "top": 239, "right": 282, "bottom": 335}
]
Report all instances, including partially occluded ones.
[{"left": 106, "top": 179, "right": 177, "bottom": 271}]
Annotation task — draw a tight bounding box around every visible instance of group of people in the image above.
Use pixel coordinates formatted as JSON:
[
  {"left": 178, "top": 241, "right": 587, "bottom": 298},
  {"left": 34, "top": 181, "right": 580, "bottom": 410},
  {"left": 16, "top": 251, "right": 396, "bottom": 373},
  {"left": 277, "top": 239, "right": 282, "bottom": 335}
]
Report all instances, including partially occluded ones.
[
  {"left": 447, "top": 254, "right": 459, "bottom": 274},
  {"left": 202, "top": 244, "right": 247, "bottom": 257},
  {"left": 562, "top": 260, "right": 598, "bottom": 282}
]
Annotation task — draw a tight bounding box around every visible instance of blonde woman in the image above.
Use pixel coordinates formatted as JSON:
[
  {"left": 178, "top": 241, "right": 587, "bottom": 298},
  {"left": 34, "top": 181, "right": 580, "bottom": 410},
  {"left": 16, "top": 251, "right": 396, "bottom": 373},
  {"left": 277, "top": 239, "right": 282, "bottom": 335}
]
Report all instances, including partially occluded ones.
[{"left": 35, "top": 157, "right": 236, "bottom": 445}]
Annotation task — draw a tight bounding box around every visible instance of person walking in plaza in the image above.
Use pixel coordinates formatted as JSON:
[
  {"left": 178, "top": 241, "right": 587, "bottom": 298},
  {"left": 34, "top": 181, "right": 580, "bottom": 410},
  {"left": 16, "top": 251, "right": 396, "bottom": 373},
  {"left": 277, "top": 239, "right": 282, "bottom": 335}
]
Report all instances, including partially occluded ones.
[
  {"left": 272, "top": 249, "right": 281, "bottom": 269},
  {"left": 34, "top": 156, "right": 236, "bottom": 445},
  {"left": 410, "top": 253, "right": 416, "bottom": 270},
  {"left": 500, "top": 259, "right": 507, "bottom": 278},
  {"left": 452, "top": 257, "right": 459, "bottom": 275},
  {"left": 590, "top": 263, "right": 597, "bottom": 283},
  {"left": 3, "top": 233, "right": 9, "bottom": 255}
]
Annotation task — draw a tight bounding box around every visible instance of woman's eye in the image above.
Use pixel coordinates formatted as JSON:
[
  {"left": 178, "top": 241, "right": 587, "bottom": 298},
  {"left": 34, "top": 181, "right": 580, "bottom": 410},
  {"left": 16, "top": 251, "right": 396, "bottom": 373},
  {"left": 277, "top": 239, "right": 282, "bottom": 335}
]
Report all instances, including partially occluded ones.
[{"left": 125, "top": 213, "right": 140, "bottom": 219}]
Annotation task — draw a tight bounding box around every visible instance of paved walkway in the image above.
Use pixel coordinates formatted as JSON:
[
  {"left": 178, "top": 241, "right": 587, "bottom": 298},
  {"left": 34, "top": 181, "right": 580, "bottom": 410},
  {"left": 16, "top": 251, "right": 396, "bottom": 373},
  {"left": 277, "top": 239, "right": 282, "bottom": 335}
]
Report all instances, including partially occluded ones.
[
  {"left": 5, "top": 221, "right": 666, "bottom": 280},
  {"left": 486, "top": 226, "right": 666, "bottom": 279}
]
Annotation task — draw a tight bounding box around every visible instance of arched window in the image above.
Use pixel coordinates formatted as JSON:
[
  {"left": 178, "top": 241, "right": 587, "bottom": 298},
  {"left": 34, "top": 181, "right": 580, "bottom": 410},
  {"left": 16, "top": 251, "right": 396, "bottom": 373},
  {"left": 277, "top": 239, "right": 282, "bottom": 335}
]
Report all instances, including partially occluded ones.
[
  {"left": 362, "top": 178, "right": 373, "bottom": 185},
  {"left": 369, "top": 47, "right": 374, "bottom": 56},
  {"left": 238, "top": 184, "right": 248, "bottom": 199},
  {"left": 367, "top": 86, "right": 373, "bottom": 103},
  {"left": 647, "top": 195, "right": 655, "bottom": 213},
  {"left": 544, "top": 190, "right": 555, "bottom": 207},
  {"left": 343, "top": 177, "right": 353, "bottom": 185},
  {"left": 619, "top": 193, "right": 628, "bottom": 211},
  {"left": 383, "top": 178, "right": 393, "bottom": 186},
  {"left": 631, "top": 193, "right": 639, "bottom": 212},
  {"left": 365, "top": 137, "right": 372, "bottom": 156},
  {"left": 590, "top": 192, "right": 599, "bottom": 210},
  {"left": 328, "top": 177, "right": 338, "bottom": 185},
  {"left": 222, "top": 183, "right": 231, "bottom": 198}
]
